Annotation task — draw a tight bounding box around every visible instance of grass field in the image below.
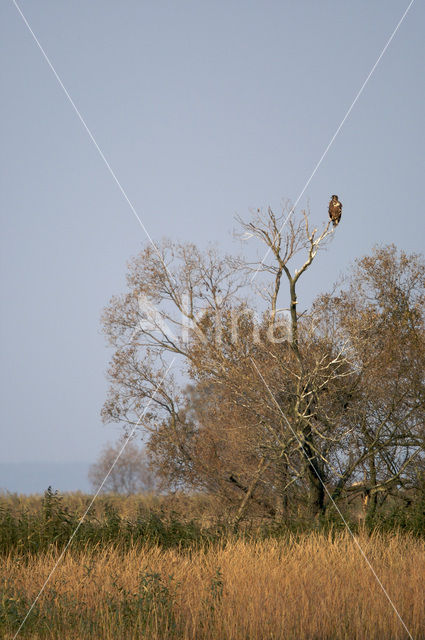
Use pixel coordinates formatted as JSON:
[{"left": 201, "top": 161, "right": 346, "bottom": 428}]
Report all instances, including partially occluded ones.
[{"left": 1, "top": 531, "right": 424, "bottom": 639}]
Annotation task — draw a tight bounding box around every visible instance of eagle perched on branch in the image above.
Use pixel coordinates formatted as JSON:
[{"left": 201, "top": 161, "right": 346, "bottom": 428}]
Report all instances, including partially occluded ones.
[{"left": 328, "top": 195, "right": 342, "bottom": 227}]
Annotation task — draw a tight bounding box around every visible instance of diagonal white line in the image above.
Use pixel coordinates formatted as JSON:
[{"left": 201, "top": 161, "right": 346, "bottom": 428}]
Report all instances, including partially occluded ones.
[
  {"left": 12, "top": 0, "right": 175, "bottom": 282},
  {"left": 250, "top": 356, "right": 413, "bottom": 640},
  {"left": 9, "top": 2, "right": 415, "bottom": 637},
  {"left": 12, "top": 358, "right": 176, "bottom": 640},
  {"left": 251, "top": 0, "right": 415, "bottom": 282},
  {"left": 10, "top": 4, "right": 179, "bottom": 635}
]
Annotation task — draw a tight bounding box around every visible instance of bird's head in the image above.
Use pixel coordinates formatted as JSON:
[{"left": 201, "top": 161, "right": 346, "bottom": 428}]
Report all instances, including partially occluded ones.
[{"left": 331, "top": 194, "right": 338, "bottom": 201}]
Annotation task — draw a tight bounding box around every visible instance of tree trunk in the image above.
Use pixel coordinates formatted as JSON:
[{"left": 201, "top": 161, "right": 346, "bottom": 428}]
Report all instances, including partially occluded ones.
[
  {"left": 302, "top": 433, "right": 325, "bottom": 517},
  {"left": 229, "top": 458, "right": 273, "bottom": 531},
  {"left": 365, "top": 455, "right": 378, "bottom": 523}
]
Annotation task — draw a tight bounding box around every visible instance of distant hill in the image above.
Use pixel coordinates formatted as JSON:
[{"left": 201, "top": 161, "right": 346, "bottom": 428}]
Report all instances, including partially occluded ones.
[{"left": 0, "top": 461, "right": 92, "bottom": 495}]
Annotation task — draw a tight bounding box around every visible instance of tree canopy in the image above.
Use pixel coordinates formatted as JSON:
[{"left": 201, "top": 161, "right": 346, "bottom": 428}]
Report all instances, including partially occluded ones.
[{"left": 102, "top": 206, "right": 425, "bottom": 524}]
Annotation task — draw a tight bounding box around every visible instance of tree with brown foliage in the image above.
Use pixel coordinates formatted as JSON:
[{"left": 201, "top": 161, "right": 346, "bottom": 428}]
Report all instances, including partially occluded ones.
[
  {"left": 101, "top": 205, "right": 425, "bottom": 525},
  {"left": 313, "top": 245, "right": 425, "bottom": 520}
]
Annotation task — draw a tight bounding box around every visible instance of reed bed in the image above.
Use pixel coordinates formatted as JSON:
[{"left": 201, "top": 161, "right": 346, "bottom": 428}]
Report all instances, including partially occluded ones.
[{"left": 1, "top": 532, "right": 424, "bottom": 639}]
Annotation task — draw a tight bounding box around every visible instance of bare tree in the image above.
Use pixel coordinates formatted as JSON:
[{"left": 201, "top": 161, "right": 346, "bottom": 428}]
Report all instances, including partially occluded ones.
[
  {"left": 88, "top": 436, "right": 158, "bottom": 495},
  {"left": 101, "top": 205, "right": 425, "bottom": 524}
]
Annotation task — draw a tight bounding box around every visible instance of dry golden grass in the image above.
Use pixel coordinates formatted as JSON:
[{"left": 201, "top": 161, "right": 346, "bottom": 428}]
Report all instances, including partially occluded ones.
[
  {"left": 1, "top": 532, "right": 424, "bottom": 639},
  {"left": 0, "top": 490, "right": 219, "bottom": 523}
]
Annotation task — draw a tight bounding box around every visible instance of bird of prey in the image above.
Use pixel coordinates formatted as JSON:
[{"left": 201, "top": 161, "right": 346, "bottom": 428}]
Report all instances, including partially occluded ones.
[{"left": 328, "top": 195, "right": 342, "bottom": 227}]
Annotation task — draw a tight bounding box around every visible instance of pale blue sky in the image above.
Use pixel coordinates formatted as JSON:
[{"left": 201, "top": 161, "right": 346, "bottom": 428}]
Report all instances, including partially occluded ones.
[{"left": 1, "top": 1, "right": 424, "bottom": 483}]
